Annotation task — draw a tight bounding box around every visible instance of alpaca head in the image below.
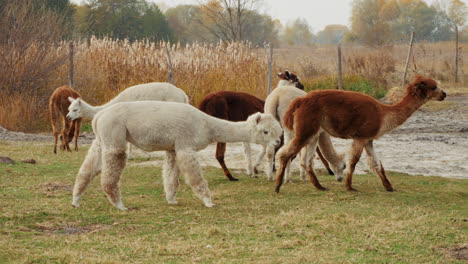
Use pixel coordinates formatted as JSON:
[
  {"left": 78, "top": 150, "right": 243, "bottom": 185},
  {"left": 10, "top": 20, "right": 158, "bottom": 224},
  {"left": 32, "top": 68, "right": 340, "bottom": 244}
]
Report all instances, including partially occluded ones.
[
  {"left": 247, "top": 113, "right": 282, "bottom": 146},
  {"left": 331, "top": 153, "right": 346, "bottom": 182},
  {"left": 277, "top": 70, "right": 304, "bottom": 90},
  {"left": 67, "top": 97, "right": 82, "bottom": 120},
  {"left": 408, "top": 75, "right": 447, "bottom": 102}
]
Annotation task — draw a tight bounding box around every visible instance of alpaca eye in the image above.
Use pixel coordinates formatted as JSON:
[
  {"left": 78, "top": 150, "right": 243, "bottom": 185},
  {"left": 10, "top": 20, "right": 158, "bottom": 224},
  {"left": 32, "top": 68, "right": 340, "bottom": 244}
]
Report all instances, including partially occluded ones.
[
  {"left": 432, "top": 86, "right": 437, "bottom": 90},
  {"left": 263, "top": 130, "right": 268, "bottom": 135}
]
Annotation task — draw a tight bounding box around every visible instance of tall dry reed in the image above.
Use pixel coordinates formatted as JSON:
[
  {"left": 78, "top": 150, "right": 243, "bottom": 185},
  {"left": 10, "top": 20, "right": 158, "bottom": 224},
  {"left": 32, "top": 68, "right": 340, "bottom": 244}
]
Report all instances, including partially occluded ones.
[{"left": 1, "top": 39, "right": 466, "bottom": 132}]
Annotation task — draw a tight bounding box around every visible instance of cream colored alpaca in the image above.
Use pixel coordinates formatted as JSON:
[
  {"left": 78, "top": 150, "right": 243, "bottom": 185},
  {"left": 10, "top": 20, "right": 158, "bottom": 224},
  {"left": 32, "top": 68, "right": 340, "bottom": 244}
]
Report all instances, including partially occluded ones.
[
  {"left": 264, "top": 86, "right": 346, "bottom": 182},
  {"left": 67, "top": 82, "right": 189, "bottom": 159},
  {"left": 72, "top": 101, "right": 282, "bottom": 210}
]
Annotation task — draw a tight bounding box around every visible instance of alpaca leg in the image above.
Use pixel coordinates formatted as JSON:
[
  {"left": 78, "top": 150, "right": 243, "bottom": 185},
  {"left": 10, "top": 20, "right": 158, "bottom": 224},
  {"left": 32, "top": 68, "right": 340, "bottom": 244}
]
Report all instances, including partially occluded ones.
[
  {"left": 72, "top": 140, "right": 103, "bottom": 207},
  {"left": 127, "top": 143, "right": 133, "bottom": 160},
  {"left": 344, "top": 140, "right": 366, "bottom": 191},
  {"left": 282, "top": 131, "right": 294, "bottom": 183},
  {"left": 273, "top": 134, "right": 284, "bottom": 172},
  {"left": 52, "top": 127, "right": 59, "bottom": 154},
  {"left": 299, "top": 145, "right": 312, "bottom": 182},
  {"left": 318, "top": 132, "right": 346, "bottom": 182},
  {"left": 176, "top": 150, "right": 214, "bottom": 207},
  {"left": 275, "top": 132, "right": 311, "bottom": 193},
  {"left": 163, "top": 150, "right": 180, "bottom": 204},
  {"left": 100, "top": 148, "right": 127, "bottom": 210},
  {"left": 253, "top": 144, "right": 266, "bottom": 175},
  {"left": 62, "top": 119, "right": 72, "bottom": 152},
  {"left": 243, "top": 142, "right": 254, "bottom": 177},
  {"left": 304, "top": 135, "right": 328, "bottom": 190},
  {"left": 73, "top": 119, "right": 82, "bottom": 152},
  {"left": 265, "top": 144, "right": 276, "bottom": 181},
  {"left": 317, "top": 148, "right": 334, "bottom": 176},
  {"left": 50, "top": 105, "right": 59, "bottom": 154},
  {"left": 364, "top": 141, "right": 394, "bottom": 192},
  {"left": 216, "top": 142, "right": 237, "bottom": 181}
]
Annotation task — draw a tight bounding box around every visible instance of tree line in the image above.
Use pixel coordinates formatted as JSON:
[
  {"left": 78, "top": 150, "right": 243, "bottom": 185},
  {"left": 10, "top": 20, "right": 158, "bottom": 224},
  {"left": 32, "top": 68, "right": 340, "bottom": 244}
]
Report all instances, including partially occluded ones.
[{"left": 0, "top": 0, "right": 466, "bottom": 46}]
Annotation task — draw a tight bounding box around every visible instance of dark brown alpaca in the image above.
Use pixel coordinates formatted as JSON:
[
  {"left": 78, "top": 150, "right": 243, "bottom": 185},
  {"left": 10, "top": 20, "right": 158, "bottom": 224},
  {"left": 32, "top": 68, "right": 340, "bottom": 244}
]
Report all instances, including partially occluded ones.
[
  {"left": 275, "top": 75, "right": 447, "bottom": 193},
  {"left": 49, "top": 85, "right": 82, "bottom": 153},
  {"left": 199, "top": 70, "right": 333, "bottom": 181}
]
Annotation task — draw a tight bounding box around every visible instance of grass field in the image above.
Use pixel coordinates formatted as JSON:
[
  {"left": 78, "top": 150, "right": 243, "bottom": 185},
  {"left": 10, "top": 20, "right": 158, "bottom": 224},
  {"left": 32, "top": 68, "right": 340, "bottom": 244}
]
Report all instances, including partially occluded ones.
[{"left": 0, "top": 142, "right": 467, "bottom": 263}]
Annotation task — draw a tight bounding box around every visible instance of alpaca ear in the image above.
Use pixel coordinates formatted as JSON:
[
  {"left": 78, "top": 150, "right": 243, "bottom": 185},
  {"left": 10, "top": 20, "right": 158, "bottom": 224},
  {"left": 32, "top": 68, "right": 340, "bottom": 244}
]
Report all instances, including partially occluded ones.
[
  {"left": 68, "top": 97, "right": 75, "bottom": 103},
  {"left": 254, "top": 113, "right": 262, "bottom": 124},
  {"left": 414, "top": 81, "right": 428, "bottom": 99},
  {"left": 285, "top": 70, "right": 291, "bottom": 79}
]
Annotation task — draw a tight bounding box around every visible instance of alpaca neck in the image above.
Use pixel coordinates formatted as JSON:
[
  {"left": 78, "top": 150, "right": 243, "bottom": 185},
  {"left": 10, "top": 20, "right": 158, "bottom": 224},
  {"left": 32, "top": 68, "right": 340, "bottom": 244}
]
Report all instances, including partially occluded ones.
[
  {"left": 277, "top": 80, "right": 293, "bottom": 87},
  {"left": 210, "top": 119, "right": 252, "bottom": 143},
  {"left": 81, "top": 100, "right": 107, "bottom": 119},
  {"left": 381, "top": 93, "right": 426, "bottom": 134}
]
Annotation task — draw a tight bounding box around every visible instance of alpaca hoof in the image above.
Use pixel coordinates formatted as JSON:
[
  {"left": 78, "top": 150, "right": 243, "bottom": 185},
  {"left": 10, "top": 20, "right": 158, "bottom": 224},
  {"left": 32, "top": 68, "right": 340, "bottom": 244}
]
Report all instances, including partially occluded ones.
[
  {"left": 347, "top": 187, "right": 358, "bottom": 192},
  {"left": 116, "top": 206, "right": 128, "bottom": 211},
  {"left": 72, "top": 203, "right": 80, "bottom": 208},
  {"left": 386, "top": 187, "right": 395, "bottom": 192},
  {"left": 317, "top": 186, "right": 329, "bottom": 191},
  {"left": 253, "top": 167, "right": 259, "bottom": 174},
  {"left": 204, "top": 202, "right": 215, "bottom": 208},
  {"left": 227, "top": 176, "right": 238, "bottom": 181},
  {"left": 203, "top": 198, "right": 215, "bottom": 207},
  {"left": 167, "top": 200, "right": 178, "bottom": 205},
  {"left": 275, "top": 186, "right": 281, "bottom": 193}
]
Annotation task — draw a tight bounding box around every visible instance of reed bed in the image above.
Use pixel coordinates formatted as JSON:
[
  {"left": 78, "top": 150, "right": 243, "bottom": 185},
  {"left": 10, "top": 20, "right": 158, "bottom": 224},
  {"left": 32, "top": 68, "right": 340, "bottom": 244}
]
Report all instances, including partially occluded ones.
[{"left": 0, "top": 38, "right": 466, "bottom": 132}]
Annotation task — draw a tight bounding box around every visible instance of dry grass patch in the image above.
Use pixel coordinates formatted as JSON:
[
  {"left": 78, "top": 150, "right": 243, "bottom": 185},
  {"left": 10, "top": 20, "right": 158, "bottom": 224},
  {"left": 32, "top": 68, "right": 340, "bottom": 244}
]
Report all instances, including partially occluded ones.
[{"left": 0, "top": 141, "right": 466, "bottom": 263}]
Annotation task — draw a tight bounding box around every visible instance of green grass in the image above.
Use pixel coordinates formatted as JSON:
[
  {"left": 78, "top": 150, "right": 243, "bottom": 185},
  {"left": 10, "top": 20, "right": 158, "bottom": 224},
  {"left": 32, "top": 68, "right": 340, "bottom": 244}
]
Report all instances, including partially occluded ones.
[
  {"left": 0, "top": 141, "right": 466, "bottom": 263},
  {"left": 80, "top": 122, "right": 93, "bottom": 133},
  {"left": 303, "top": 75, "right": 388, "bottom": 99}
]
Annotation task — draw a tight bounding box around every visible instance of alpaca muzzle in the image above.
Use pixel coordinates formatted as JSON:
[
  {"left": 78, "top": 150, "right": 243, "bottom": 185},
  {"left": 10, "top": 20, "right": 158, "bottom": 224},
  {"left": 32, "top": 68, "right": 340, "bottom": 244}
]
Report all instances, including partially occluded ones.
[
  {"left": 437, "top": 89, "right": 447, "bottom": 101},
  {"left": 66, "top": 113, "right": 76, "bottom": 120}
]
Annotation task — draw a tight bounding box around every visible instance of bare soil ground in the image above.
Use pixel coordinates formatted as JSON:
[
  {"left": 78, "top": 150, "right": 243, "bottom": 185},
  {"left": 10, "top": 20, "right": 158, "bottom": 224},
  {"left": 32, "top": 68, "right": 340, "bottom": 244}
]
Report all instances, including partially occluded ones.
[{"left": 1, "top": 95, "right": 467, "bottom": 179}]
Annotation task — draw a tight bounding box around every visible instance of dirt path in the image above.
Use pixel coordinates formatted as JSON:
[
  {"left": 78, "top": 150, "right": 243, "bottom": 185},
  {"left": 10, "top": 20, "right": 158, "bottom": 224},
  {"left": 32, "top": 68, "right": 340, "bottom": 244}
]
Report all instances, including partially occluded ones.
[{"left": 1, "top": 96, "right": 467, "bottom": 179}]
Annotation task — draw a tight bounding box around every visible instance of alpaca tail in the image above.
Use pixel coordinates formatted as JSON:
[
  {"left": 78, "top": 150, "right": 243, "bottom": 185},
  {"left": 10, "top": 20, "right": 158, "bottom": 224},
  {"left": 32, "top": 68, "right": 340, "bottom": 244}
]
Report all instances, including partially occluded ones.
[
  {"left": 264, "top": 93, "right": 280, "bottom": 122},
  {"left": 283, "top": 98, "right": 303, "bottom": 131},
  {"left": 48, "top": 96, "right": 58, "bottom": 129}
]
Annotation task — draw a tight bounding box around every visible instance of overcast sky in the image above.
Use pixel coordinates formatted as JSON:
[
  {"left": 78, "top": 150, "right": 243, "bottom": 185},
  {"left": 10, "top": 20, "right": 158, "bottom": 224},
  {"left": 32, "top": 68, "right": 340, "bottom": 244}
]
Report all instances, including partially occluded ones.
[
  {"left": 72, "top": 0, "right": 446, "bottom": 33},
  {"left": 154, "top": 0, "right": 442, "bottom": 33}
]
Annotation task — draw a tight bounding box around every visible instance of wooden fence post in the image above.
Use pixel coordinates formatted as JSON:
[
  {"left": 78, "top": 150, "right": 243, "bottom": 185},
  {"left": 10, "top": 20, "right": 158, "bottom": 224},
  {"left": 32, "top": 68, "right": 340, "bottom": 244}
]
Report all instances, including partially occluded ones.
[
  {"left": 337, "top": 43, "right": 343, "bottom": 90},
  {"left": 267, "top": 44, "right": 273, "bottom": 95},
  {"left": 455, "top": 26, "right": 459, "bottom": 83},
  {"left": 402, "top": 31, "right": 415, "bottom": 87},
  {"left": 165, "top": 43, "right": 174, "bottom": 85},
  {"left": 68, "top": 41, "right": 74, "bottom": 88}
]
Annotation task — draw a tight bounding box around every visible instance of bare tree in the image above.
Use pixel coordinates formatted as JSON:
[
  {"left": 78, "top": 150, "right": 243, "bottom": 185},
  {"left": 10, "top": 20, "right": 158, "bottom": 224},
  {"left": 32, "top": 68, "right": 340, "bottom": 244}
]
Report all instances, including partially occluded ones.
[{"left": 196, "top": 0, "right": 263, "bottom": 43}]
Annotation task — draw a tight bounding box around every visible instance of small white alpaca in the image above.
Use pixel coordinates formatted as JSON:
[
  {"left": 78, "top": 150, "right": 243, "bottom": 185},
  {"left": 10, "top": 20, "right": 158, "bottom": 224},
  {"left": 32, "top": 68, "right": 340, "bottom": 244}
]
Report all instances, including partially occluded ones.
[
  {"left": 264, "top": 85, "right": 346, "bottom": 182},
  {"left": 72, "top": 101, "right": 282, "bottom": 210},
  {"left": 66, "top": 82, "right": 189, "bottom": 159}
]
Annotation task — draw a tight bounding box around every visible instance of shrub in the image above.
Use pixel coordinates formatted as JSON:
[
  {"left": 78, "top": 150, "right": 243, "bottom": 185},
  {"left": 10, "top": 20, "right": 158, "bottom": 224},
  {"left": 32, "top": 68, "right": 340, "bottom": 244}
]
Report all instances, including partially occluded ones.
[{"left": 303, "top": 74, "right": 387, "bottom": 99}]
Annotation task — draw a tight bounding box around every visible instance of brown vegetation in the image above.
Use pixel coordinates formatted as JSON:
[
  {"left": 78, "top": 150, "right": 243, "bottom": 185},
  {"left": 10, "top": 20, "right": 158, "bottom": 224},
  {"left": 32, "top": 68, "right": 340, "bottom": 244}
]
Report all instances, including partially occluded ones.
[{"left": 0, "top": 38, "right": 466, "bottom": 132}]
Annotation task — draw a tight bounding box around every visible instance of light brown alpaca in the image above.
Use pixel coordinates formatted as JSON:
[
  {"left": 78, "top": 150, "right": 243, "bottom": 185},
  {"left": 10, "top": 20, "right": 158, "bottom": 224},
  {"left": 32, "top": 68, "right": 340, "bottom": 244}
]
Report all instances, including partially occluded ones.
[
  {"left": 49, "top": 85, "right": 82, "bottom": 153},
  {"left": 275, "top": 75, "right": 447, "bottom": 193}
]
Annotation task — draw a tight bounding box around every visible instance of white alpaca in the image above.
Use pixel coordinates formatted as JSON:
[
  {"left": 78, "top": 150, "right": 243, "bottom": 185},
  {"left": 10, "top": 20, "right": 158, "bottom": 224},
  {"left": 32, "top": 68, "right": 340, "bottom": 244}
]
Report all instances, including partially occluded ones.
[
  {"left": 72, "top": 101, "right": 282, "bottom": 210},
  {"left": 66, "top": 82, "right": 189, "bottom": 159},
  {"left": 264, "top": 85, "right": 346, "bottom": 182},
  {"left": 243, "top": 70, "right": 305, "bottom": 176}
]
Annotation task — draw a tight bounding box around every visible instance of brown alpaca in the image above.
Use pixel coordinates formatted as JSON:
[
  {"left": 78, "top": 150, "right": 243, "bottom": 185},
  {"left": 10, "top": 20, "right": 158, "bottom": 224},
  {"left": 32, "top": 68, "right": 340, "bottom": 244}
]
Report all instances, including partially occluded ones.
[
  {"left": 49, "top": 85, "right": 82, "bottom": 153},
  {"left": 275, "top": 75, "right": 447, "bottom": 193},
  {"left": 199, "top": 71, "right": 333, "bottom": 181}
]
